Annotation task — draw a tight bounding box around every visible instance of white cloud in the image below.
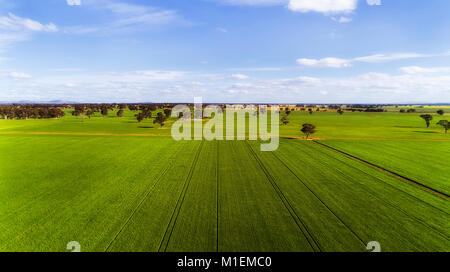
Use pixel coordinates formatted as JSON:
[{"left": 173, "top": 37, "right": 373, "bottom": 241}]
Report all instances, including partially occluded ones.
[
  {"left": 0, "top": 32, "right": 29, "bottom": 51},
  {"left": 399, "top": 66, "right": 450, "bottom": 74},
  {"left": 9, "top": 72, "right": 31, "bottom": 79},
  {"left": 216, "top": 27, "right": 228, "bottom": 33},
  {"left": 65, "top": 1, "right": 187, "bottom": 34},
  {"left": 0, "top": 13, "right": 58, "bottom": 32},
  {"left": 366, "top": 0, "right": 381, "bottom": 6},
  {"left": 211, "top": 0, "right": 287, "bottom": 6},
  {"left": 67, "top": 0, "right": 81, "bottom": 6},
  {"left": 2, "top": 68, "right": 450, "bottom": 103},
  {"left": 297, "top": 51, "right": 449, "bottom": 68},
  {"left": 0, "top": 14, "right": 58, "bottom": 55},
  {"left": 332, "top": 16, "right": 353, "bottom": 23},
  {"left": 288, "top": 0, "right": 358, "bottom": 14},
  {"left": 231, "top": 74, "right": 250, "bottom": 79},
  {"left": 227, "top": 67, "right": 283, "bottom": 71},
  {"left": 353, "top": 53, "right": 427, "bottom": 63},
  {"left": 297, "top": 57, "right": 352, "bottom": 68}
]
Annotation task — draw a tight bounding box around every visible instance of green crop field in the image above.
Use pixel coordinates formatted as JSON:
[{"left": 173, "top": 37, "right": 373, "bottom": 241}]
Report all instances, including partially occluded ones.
[{"left": 0, "top": 108, "right": 449, "bottom": 252}]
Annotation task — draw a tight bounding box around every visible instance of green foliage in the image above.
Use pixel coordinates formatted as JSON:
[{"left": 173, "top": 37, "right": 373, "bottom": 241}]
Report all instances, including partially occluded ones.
[
  {"left": 301, "top": 123, "right": 316, "bottom": 139},
  {"left": 437, "top": 120, "right": 449, "bottom": 133},
  {"left": 420, "top": 114, "right": 433, "bottom": 128},
  {"left": 135, "top": 112, "right": 144, "bottom": 123},
  {"left": 154, "top": 112, "right": 166, "bottom": 127}
]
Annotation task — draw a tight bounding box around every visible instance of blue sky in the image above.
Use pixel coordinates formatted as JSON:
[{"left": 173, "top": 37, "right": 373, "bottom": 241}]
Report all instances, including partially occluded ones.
[{"left": 0, "top": 0, "right": 450, "bottom": 103}]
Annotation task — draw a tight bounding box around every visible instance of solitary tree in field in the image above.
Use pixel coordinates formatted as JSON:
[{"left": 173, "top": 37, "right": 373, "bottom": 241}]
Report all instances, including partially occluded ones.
[
  {"left": 154, "top": 112, "right": 166, "bottom": 127},
  {"left": 437, "top": 109, "right": 444, "bottom": 116},
  {"left": 337, "top": 109, "right": 344, "bottom": 115},
  {"left": 437, "top": 120, "right": 450, "bottom": 134},
  {"left": 281, "top": 116, "right": 289, "bottom": 125},
  {"left": 117, "top": 109, "right": 124, "bottom": 118},
  {"left": 308, "top": 108, "right": 313, "bottom": 115},
  {"left": 285, "top": 109, "right": 291, "bottom": 116},
  {"left": 420, "top": 114, "right": 433, "bottom": 128},
  {"left": 301, "top": 124, "right": 316, "bottom": 139},
  {"left": 136, "top": 112, "right": 144, "bottom": 123}
]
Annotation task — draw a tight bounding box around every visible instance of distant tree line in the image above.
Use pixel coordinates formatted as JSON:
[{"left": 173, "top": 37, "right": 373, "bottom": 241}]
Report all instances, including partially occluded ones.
[{"left": 0, "top": 105, "right": 65, "bottom": 119}]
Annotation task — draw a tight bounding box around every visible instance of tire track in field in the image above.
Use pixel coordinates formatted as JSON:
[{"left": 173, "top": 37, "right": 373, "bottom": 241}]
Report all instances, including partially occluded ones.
[
  {"left": 310, "top": 138, "right": 450, "bottom": 216},
  {"left": 308, "top": 141, "right": 450, "bottom": 240},
  {"left": 268, "top": 147, "right": 368, "bottom": 249},
  {"left": 216, "top": 141, "right": 220, "bottom": 252},
  {"left": 313, "top": 141, "right": 450, "bottom": 201},
  {"left": 158, "top": 141, "right": 205, "bottom": 252},
  {"left": 244, "top": 141, "right": 321, "bottom": 252},
  {"left": 104, "top": 142, "right": 185, "bottom": 252}
]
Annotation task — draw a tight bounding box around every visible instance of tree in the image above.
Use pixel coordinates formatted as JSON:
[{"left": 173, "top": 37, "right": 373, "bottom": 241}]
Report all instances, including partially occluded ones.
[
  {"left": 101, "top": 107, "right": 108, "bottom": 117},
  {"left": 437, "top": 120, "right": 450, "bottom": 134},
  {"left": 141, "top": 106, "right": 153, "bottom": 119},
  {"left": 420, "top": 114, "right": 433, "bottom": 128},
  {"left": 285, "top": 109, "right": 291, "bottom": 116},
  {"left": 281, "top": 116, "right": 289, "bottom": 125},
  {"left": 308, "top": 108, "right": 313, "bottom": 115},
  {"left": 117, "top": 109, "right": 124, "bottom": 118},
  {"left": 154, "top": 112, "right": 166, "bottom": 127},
  {"left": 337, "top": 109, "right": 344, "bottom": 115},
  {"left": 73, "top": 105, "right": 86, "bottom": 122},
  {"left": 301, "top": 124, "right": 316, "bottom": 139},
  {"left": 437, "top": 109, "right": 444, "bottom": 116},
  {"left": 136, "top": 112, "right": 144, "bottom": 123},
  {"left": 86, "top": 109, "right": 94, "bottom": 119},
  {"left": 164, "top": 108, "right": 172, "bottom": 118}
]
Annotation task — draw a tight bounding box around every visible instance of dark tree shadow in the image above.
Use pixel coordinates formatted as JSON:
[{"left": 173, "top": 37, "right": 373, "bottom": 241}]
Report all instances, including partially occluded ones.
[{"left": 412, "top": 131, "right": 439, "bottom": 134}]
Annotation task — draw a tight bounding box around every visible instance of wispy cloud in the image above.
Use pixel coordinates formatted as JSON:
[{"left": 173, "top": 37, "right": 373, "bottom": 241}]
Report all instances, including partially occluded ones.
[
  {"left": 288, "top": 0, "right": 358, "bottom": 14},
  {"left": 66, "top": 0, "right": 81, "bottom": 6},
  {"left": 65, "top": 0, "right": 189, "bottom": 34},
  {"left": 332, "top": 16, "right": 353, "bottom": 23},
  {"left": 0, "top": 13, "right": 58, "bottom": 54},
  {"left": 210, "top": 0, "right": 287, "bottom": 7},
  {"left": 9, "top": 72, "right": 31, "bottom": 79},
  {"left": 399, "top": 66, "right": 450, "bottom": 74},
  {"left": 297, "top": 51, "right": 450, "bottom": 68},
  {"left": 227, "top": 67, "right": 283, "bottom": 71},
  {"left": 216, "top": 27, "right": 228, "bottom": 33},
  {"left": 366, "top": 0, "right": 381, "bottom": 6},
  {"left": 297, "top": 57, "right": 352, "bottom": 68},
  {"left": 0, "top": 13, "right": 57, "bottom": 32},
  {"left": 231, "top": 74, "right": 250, "bottom": 79},
  {"left": 2, "top": 67, "right": 450, "bottom": 103}
]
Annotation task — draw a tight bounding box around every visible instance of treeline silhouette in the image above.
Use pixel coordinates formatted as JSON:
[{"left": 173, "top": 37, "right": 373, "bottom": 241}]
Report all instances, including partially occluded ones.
[{"left": 0, "top": 105, "right": 65, "bottom": 119}]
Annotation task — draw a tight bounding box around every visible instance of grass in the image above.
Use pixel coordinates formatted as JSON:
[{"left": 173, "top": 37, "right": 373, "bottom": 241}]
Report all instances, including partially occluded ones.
[
  {"left": 0, "top": 108, "right": 449, "bottom": 252},
  {"left": 319, "top": 140, "right": 450, "bottom": 195}
]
